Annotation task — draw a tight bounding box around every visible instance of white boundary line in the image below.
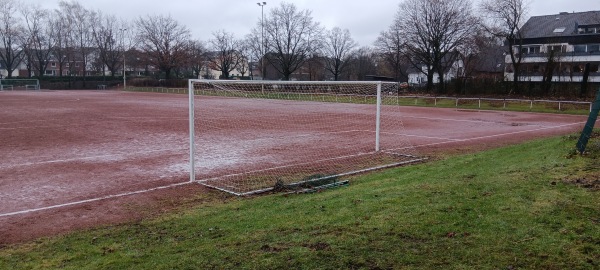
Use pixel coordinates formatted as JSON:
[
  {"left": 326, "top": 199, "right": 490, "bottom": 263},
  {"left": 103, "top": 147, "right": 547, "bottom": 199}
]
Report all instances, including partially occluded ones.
[
  {"left": 392, "top": 122, "right": 585, "bottom": 151},
  {"left": 0, "top": 181, "right": 192, "bottom": 218},
  {"left": 0, "top": 148, "right": 186, "bottom": 169}
]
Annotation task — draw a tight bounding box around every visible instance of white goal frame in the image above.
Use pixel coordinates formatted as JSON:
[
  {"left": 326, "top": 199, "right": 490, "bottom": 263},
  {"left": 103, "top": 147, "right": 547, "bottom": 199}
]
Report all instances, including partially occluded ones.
[
  {"left": 188, "top": 79, "right": 424, "bottom": 195},
  {"left": 0, "top": 79, "right": 40, "bottom": 91}
]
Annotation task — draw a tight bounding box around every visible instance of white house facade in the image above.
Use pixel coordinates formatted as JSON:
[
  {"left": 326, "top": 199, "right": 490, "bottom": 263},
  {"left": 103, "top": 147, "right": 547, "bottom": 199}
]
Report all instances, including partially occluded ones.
[{"left": 407, "top": 58, "right": 465, "bottom": 85}]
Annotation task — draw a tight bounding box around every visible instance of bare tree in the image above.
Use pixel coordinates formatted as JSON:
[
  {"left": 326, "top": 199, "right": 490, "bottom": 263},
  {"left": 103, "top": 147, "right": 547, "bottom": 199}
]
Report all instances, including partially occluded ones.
[
  {"left": 480, "top": 0, "right": 530, "bottom": 94},
  {"left": 244, "top": 30, "right": 263, "bottom": 78},
  {"left": 136, "top": 14, "right": 191, "bottom": 79},
  {"left": 207, "top": 30, "right": 242, "bottom": 79},
  {"left": 375, "top": 23, "right": 409, "bottom": 82},
  {"left": 59, "top": 1, "right": 96, "bottom": 83},
  {"left": 47, "top": 7, "right": 72, "bottom": 77},
  {"left": 21, "top": 4, "right": 56, "bottom": 78},
  {"left": 186, "top": 40, "right": 206, "bottom": 78},
  {"left": 91, "top": 12, "right": 130, "bottom": 77},
  {"left": 236, "top": 41, "right": 252, "bottom": 78},
  {"left": 345, "top": 46, "right": 377, "bottom": 81},
  {"left": 0, "top": 0, "right": 24, "bottom": 78},
  {"left": 395, "top": 0, "right": 477, "bottom": 93},
  {"left": 258, "top": 2, "right": 322, "bottom": 80},
  {"left": 323, "top": 27, "right": 357, "bottom": 81}
]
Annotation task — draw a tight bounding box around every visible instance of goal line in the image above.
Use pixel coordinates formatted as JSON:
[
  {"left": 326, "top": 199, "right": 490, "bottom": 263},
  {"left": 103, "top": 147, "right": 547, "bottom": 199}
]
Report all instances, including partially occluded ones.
[{"left": 188, "top": 80, "right": 424, "bottom": 195}]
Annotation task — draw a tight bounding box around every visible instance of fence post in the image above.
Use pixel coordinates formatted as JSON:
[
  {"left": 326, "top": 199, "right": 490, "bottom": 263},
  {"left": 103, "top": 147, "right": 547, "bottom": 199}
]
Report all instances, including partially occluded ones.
[
  {"left": 559, "top": 101, "right": 562, "bottom": 111},
  {"left": 375, "top": 82, "right": 382, "bottom": 152}
]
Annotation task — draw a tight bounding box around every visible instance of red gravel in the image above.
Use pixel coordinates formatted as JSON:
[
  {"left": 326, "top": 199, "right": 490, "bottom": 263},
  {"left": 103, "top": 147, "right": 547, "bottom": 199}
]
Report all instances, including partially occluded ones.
[{"left": 0, "top": 90, "right": 589, "bottom": 244}]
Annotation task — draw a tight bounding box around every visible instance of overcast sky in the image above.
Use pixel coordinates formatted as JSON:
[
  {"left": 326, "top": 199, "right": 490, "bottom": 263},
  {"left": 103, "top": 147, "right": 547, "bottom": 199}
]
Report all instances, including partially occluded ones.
[{"left": 19, "top": 0, "right": 600, "bottom": 46}]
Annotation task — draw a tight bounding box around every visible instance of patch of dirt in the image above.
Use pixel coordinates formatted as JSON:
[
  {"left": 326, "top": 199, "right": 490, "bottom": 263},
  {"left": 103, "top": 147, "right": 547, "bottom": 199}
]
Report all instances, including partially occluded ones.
[
  {"left": 564, "top": 174, "right": 600, "bottom": 191},
  {"left": 303, "top": 242, "right": 331, "bottom": 251}
]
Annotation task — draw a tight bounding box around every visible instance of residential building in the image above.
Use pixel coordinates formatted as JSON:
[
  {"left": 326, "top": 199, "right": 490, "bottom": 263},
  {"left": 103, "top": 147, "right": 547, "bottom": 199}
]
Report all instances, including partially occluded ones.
[
  {"left": 407, "top": 54, "right": 465, "bottom": 85},
  {"left": 506, "top": 11, "right": 600, "bottom": 82}
]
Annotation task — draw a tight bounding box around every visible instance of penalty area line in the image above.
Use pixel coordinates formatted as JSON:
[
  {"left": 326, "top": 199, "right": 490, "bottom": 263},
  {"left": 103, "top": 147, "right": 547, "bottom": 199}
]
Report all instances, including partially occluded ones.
[{"left": 0, "top": 181, "right": 193, "bottom": 218}]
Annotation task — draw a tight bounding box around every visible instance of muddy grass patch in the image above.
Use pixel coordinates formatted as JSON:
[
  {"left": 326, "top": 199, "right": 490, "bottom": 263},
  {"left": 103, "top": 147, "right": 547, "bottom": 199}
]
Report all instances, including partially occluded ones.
[{"left": 564, "top": 173, "right": 600, "bottom": 191}]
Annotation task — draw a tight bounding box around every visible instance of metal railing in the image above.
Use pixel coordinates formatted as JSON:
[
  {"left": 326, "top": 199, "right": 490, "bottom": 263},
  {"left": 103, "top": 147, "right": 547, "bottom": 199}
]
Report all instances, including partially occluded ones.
[{"left": 126, "top": 87, "right": 594, "bottom": 114}]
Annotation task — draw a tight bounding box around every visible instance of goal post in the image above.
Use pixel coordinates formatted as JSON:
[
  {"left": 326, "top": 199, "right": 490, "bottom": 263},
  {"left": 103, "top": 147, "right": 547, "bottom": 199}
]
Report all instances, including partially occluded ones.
[
  {"left": 0, "top": 79, "right": 40, "bottom": 91},
  {"left": 188, "top": 79, "right": 424, "bottom": 195}
]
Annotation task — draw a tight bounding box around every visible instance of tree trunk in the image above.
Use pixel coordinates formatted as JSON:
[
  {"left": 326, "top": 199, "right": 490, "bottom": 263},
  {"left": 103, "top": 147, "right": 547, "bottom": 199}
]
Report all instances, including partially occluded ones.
[
  {"left": 580, "top": 63, "right": 591, "bottom": 98},
  {"left": 426, "top": 69, "right": 435, "bottom": 93},
  {"left": 437, "top": 69, "right": 445, "bottom": 94}
]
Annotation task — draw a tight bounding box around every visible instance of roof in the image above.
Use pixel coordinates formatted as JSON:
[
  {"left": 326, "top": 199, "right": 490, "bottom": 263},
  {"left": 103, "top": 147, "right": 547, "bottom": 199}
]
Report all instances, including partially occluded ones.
[
  {"left": 473, "top": 45, "right": 506, "bottom": 73},
  {"left": 521, "top": 11, "right": 600, "bottom": 39}
]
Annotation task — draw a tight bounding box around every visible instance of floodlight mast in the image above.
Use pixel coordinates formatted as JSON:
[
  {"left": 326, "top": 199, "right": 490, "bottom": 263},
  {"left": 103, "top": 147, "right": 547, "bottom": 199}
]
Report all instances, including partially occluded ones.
[
  {"left": 119, "top": 28, "right": 127, "bottom": 90},
  {"left": 257, "top": 2, "right": 266, "bottom": 80}
]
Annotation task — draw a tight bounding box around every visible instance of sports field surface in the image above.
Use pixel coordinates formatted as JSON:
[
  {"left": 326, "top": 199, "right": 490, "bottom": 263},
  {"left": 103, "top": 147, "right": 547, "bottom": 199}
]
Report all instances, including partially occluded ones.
[{"left": 0, "top": 90, "right": 589, "bottom": 243}]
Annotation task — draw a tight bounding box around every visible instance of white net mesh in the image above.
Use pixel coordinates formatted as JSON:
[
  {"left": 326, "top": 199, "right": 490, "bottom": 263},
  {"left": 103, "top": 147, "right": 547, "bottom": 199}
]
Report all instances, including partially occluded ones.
[
  {"left": 0, "top": 79, "right": 40, "bottom": 90},
  {"left": 190, "top": 80, "right": 423, "bottom": 195}
]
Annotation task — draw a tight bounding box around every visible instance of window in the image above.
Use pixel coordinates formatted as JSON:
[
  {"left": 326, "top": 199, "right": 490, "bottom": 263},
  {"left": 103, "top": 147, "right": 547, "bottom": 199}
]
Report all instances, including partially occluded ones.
[
  {"left": 51, "top": 62, "right": 56, "bottom": 67},
  {"left": 589, "top": 44, "right": 600, "bottom": 53},
  {"left": 578, "top": 26, "right": 600, "bottom": 34},
  {"left": 574, "top": 45, "right": 587, "bottom": 52},
  {"left": 591, "top": 64, "right": 599, "bottom": 73},
  {"left": 520, "top": 46, "right": 541, "bottom": 54},
  {"left": 553, "top": 27, "right": 566, "bottom": 33},
  {"left": 548, "top": 45, "right": 566, "bottom": 53}
]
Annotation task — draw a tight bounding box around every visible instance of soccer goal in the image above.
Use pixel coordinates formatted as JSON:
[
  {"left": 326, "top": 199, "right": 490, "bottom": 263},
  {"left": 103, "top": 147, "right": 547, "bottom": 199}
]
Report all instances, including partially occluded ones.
[
  {"left": 188, "top": 80, "right": 425, "bottom": 195},
  {"left": 0, "top": 79, "right": 40, "bottom": 91}
]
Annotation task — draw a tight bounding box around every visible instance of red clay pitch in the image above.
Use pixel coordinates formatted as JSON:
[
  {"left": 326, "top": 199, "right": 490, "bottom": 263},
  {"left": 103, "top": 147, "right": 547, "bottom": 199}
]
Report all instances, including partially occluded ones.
[{"left": 0, "top": 90, "right": 589, "bottom": 244}]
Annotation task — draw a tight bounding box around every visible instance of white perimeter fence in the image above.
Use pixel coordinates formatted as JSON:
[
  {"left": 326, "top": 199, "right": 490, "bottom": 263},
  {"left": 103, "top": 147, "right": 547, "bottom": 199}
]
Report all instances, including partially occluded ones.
[{"left": 126, "top": 87, "right": 594, "bottom": 114}]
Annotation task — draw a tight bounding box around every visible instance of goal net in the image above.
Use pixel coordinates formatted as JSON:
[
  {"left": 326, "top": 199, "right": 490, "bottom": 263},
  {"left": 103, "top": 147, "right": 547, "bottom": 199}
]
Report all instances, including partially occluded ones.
[
  {"left": 0, "top": 79, "right": 40, "bottom": 90},
  {"left": 188, "top": 80, "right": 424, "bottom": 195}
]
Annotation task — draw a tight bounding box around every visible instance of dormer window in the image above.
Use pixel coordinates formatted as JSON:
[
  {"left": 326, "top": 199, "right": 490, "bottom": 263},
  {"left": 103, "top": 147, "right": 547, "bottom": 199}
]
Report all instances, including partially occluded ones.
[{"left": 578, "top": 26, "right": 600, "bottom": 34}]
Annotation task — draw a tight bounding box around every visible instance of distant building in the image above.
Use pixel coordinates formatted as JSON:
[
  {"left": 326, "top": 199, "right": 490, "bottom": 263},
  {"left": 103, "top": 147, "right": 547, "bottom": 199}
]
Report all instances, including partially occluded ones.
[
  {"left": 407, "top": 53, "right": 465, "bottom": 85},
  {"left": 505, "top": 11, "right": 600, "bottom": 82}
]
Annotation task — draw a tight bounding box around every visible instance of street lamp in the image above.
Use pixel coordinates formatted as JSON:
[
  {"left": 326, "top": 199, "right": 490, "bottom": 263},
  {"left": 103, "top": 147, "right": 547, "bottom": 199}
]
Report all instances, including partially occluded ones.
[
  {"left": 119, "top": 28, "right": 127, "bottom": 90},
  {"left": 257, "top": 2, "right": 266, "bottom": 80}
]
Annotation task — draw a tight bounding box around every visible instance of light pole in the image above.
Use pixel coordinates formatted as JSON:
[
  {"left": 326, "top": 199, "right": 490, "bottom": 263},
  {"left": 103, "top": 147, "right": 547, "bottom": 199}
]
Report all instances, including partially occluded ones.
[
  {"left": 257, "top": 2, "right": 266, "bottom": 80},
  {"left": 119, "top": 28, "right": 127, "bottom": 90}
]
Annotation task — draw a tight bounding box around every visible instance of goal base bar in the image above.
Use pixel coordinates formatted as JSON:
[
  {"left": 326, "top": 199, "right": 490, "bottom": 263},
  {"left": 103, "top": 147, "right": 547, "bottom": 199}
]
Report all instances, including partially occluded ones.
[{"left": 195, "top": 156, "right": 427, "bottom": 196}]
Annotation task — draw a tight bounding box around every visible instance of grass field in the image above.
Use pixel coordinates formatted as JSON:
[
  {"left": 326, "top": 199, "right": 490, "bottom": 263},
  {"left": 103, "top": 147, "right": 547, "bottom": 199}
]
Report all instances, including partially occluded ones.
[{"left": 1, "top": 131, "right": 598, "bottom": 269}]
